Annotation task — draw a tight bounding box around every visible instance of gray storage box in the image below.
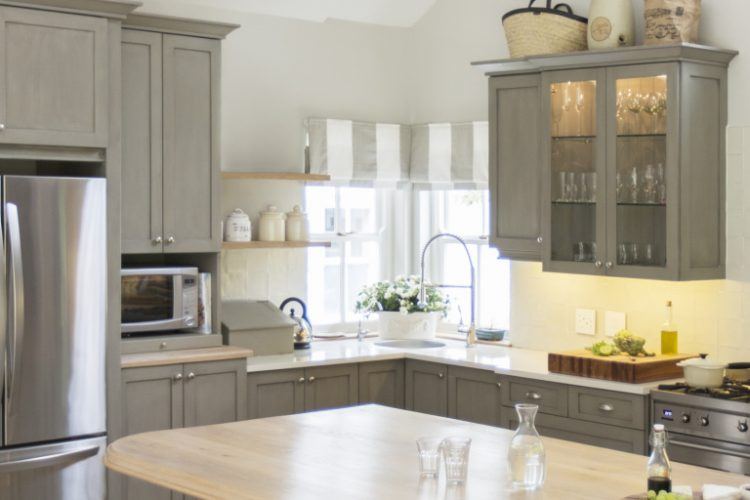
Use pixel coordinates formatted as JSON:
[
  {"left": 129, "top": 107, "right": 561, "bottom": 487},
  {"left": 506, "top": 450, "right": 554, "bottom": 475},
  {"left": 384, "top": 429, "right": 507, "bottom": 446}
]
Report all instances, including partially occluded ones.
[{"left": 221, "top": 300, "right": 295, "bottom": 355}]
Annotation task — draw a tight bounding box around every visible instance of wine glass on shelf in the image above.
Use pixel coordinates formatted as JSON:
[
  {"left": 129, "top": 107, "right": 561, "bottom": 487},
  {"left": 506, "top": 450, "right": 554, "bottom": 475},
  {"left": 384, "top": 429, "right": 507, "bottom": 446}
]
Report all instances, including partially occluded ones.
[
  {"left": 575, "top": 84, "right": 586, "bottom": 137},
  {"left": 561, "top": 83, "right": 573, "bottom": 136},
  {"left": 551, "top": 89, "right": 563, "bottom": 137}
]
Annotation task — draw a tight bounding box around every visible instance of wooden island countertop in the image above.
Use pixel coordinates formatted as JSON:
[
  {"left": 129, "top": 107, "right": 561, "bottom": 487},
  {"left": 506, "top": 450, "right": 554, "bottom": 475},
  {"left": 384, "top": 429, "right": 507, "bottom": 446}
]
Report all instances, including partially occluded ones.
[{"left": 105, "top": 405, "right": 747, "bottom": 500}]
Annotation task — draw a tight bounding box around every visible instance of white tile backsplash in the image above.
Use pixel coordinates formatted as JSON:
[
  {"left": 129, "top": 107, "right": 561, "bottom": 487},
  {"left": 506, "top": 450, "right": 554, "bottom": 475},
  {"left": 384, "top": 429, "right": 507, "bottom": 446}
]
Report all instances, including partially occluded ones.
[{"left": 508, "top": 126, "right": 750, "bottom": 362}]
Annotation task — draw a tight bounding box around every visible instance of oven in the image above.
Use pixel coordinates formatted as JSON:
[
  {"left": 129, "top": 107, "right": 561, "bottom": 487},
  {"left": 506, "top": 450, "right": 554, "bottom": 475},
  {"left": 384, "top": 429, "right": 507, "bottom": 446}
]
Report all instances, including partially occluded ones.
[{"left": 121, "top": 267, "right": 199, "bottom": 335}]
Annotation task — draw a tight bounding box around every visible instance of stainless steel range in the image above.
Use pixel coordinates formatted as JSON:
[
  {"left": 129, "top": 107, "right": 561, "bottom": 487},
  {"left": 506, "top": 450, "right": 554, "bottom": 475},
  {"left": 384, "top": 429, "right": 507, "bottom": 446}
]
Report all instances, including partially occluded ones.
[{"left": 652, "top": 381, "right": 750, "bottom": 475}]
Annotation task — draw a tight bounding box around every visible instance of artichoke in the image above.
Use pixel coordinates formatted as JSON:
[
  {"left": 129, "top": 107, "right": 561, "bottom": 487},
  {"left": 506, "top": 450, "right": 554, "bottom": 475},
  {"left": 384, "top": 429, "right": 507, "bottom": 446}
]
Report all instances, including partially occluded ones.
[{"left": 614, "top": 330, "right": 654, "bottom": 357}]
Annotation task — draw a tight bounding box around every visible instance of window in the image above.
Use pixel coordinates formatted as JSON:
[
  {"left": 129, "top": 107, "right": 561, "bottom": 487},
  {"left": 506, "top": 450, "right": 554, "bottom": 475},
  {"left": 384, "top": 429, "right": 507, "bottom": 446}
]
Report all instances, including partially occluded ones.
[
  {"left": 306, "top": 186, "right": 391, "bottom": 325},
  {"left": 415, "top": 190, "right": 510, "bottom": 330}
]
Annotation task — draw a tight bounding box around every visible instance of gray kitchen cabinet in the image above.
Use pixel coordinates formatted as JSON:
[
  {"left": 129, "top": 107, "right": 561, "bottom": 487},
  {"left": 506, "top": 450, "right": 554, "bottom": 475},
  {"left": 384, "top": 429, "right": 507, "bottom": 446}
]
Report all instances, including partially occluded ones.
[
  {"left": 122, "top": 29, "right": 163, "bottom": 254},
  {"left": 447, "top": 366, "right": 502, "bottom": 426},
  {"left": 247, "top": 369, "right": 306, "bottom": 419},
  {"left": 0, "top": 6, "right": 108, "bottom": 148},
  {"left": 121, "top": 365, "right": 183, "bottom": 500},
  {"left": 502, "top": 408, "right": 646, "bottom": 455},
  {"left": 488, "top": 74, "right": 543, "bottom": 261},
  {"left": 501, "top": 376, "right": 568, "bottom": 417},
  {"left": 405, "top": 360, "right": 448, "bottom": 417},
  {"left": 183, "top": 360, "right": 247, "bottom": 427},
  {"left": 480, "top": 45, "right": 736, "bottom": 280},
  {"left": 121, "top": 30, "right": 221, "bottom": 254},
  {"left": 359, "top": 360, "right": 405, "bottom": 409},
  {"left": 161, "top": 34, "right": 221, "bottom": 253},
  {"left": 568, "top": 385, "right": 646, "bottom": 431},
  {"left": 304, "top": 364, "right": 358, "bottom": 411}
]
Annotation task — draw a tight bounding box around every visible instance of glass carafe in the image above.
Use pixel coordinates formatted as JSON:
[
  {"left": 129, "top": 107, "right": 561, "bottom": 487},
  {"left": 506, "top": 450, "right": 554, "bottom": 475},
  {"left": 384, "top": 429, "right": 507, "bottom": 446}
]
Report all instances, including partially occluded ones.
[{"left": 508, "top": 404, "right": 546, "bottom": 490}]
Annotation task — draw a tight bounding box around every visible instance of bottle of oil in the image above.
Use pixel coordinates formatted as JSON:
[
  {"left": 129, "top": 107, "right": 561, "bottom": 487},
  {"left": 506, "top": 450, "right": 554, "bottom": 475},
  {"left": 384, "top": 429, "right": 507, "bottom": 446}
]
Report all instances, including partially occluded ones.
[{"left": 660, "top": 300, "right": 678, "bottom": 355}]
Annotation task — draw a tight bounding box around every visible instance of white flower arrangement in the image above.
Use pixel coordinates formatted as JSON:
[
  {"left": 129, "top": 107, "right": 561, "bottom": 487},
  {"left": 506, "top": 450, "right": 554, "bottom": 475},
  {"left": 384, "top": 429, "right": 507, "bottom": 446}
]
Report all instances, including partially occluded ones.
[{"left": 355, "top": 275, "right": 449, "bottom": 316}]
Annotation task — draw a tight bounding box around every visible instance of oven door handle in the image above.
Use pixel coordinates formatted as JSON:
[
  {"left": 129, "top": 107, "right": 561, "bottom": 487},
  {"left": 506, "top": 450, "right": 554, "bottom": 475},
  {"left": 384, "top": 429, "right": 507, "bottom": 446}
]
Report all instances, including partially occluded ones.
[{"left": 670, "top": 439, "right": 750, "bottom": 460}]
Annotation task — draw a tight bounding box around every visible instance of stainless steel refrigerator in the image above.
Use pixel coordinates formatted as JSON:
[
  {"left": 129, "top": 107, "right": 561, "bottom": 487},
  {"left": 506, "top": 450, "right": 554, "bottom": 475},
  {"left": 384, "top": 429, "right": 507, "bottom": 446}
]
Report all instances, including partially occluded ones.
[{"left": 0, "top": 176, "right": 107, "bottom": 499}]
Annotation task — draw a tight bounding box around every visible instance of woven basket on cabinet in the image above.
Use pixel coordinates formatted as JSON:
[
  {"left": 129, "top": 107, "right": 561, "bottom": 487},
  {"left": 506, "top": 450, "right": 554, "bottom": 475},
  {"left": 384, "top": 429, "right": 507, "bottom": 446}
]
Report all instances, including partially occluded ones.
[{"left": 502, "top": 0, "right": 588, "bottom": 59}]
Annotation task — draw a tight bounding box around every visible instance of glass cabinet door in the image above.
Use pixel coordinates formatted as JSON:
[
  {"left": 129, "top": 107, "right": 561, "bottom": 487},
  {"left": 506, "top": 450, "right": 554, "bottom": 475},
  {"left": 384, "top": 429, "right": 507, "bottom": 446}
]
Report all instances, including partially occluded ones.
[
  {"left": 544, "top": 70, "right": 606, "bottom": 274},
  {"left": 607, "top": 65, "right": 677, "bottom": 278}
]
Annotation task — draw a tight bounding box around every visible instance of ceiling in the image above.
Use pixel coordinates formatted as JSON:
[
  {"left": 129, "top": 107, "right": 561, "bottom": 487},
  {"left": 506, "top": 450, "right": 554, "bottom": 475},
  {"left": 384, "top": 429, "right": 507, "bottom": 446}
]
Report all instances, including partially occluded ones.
[{"left": 149, "top": 0, "right": 437, "bottom": 27}]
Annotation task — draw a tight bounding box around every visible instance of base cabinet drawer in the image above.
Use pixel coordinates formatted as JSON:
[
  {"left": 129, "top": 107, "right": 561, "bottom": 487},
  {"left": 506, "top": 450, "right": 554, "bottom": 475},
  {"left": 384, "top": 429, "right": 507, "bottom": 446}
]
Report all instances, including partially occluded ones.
[
  {"left": 502, "top": 407, "right": 646, "bottom": 455},
  {"left": 568, "top": 386, "right": 647, "bottom": 430},
  {"left": 500, "top": 376, "right": 568, "bottom": 416}
]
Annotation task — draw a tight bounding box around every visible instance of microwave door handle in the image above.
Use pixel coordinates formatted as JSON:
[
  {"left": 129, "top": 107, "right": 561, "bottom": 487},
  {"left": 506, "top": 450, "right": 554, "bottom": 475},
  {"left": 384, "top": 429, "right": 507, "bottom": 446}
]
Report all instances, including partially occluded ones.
[
  {"left": 5, "top": 203, "right": 23, "bottom": 406},
  {"left": 173, "top": 275, "right": 183, "bottom": 324}
]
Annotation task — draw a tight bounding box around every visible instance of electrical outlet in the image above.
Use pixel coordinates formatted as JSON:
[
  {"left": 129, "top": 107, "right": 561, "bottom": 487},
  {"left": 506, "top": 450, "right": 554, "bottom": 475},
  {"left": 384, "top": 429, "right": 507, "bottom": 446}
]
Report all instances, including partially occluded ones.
[
  {"left": 605, "top": 311, "right": 626, "bottom": 337},
  {"left": 575, "top": 308, "right": 596, "bottom": 336}
]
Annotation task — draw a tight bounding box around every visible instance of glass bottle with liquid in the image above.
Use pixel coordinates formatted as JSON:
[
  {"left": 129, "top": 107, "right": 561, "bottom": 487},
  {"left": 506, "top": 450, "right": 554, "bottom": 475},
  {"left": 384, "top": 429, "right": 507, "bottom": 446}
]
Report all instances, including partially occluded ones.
[
  {"left": 660, "top": 300, "right": 678, "bottom": 355},
  {"left": 508, "top": 404, "right": 546, "bottom": 490},
  {"left": 647, "top": 424, "right": 672, "bottom": 493}
]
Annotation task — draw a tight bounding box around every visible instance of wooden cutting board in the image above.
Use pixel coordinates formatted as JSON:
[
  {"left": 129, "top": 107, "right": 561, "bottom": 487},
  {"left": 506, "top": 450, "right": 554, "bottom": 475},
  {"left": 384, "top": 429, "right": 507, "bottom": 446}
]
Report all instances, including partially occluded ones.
[{"left": 548, "top": 350, "right": 695, "bottom": 383}]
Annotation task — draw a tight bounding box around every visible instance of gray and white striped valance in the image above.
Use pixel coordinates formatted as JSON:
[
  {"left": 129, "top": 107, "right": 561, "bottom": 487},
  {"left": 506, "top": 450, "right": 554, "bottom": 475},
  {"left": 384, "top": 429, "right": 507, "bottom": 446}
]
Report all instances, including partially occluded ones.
[
  {"left": 410, "top": 121, "right": 489, "bottom": 189},
  {"left": 306, "top": 118, "right": 488, "bottom": 188},
  {"left": 306, "top": 118, "right": 411, "bottom": 185}
]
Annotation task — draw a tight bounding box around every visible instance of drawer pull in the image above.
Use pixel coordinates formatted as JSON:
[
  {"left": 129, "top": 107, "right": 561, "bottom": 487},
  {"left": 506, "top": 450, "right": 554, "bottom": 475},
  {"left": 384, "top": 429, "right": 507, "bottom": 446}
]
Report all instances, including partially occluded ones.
[
  {"left": 525, "top": 391, "right": 542, "bottom": 400},
  {"left": 599, "top": 403, "right": 614, "bottom": 412}
]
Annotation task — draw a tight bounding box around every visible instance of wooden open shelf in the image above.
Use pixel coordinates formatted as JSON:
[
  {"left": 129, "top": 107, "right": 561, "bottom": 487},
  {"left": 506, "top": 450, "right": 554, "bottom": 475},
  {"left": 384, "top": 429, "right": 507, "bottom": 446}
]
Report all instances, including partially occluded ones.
[
  {"left": 221, "top": 172, "right": 330, "bottom": 182},
  {"left": 222, "top": 241, "right": 331, "bottom": 250}
]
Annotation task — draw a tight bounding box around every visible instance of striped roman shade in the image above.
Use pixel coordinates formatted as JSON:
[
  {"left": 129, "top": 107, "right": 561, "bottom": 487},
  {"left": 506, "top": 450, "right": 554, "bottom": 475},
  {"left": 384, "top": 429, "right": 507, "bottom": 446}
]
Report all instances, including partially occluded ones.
[
  {"left": 306, "top": 118, "right": 488, "bottom": 188},
  {"left": 410, "top": 121, "right": 489, "bottom": 189},
  {"left": 306, "top": 118, "right": 411, "bottom": 185}
]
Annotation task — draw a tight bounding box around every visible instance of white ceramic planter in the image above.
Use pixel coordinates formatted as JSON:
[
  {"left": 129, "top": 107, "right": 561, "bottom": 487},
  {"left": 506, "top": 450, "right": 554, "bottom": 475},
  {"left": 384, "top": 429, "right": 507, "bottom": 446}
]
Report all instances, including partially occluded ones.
[{"left": 377, "top": 311, "right": 440, "bottom": 340}]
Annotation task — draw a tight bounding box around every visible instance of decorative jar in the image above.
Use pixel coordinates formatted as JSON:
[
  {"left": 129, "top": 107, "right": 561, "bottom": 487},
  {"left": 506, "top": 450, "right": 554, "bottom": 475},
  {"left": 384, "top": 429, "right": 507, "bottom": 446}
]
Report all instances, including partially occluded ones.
[
  {"left": 588, "top": 0, "right": 635, "bottom": 49},
  {"left": 258, "top": 205, "right": 285, "bottom": 242},
  {"left": 285, "top": 205, "right": 310, "bottom": 242},
  {"left": 223, "top": 208, "right": 251, "bottom": 242}
]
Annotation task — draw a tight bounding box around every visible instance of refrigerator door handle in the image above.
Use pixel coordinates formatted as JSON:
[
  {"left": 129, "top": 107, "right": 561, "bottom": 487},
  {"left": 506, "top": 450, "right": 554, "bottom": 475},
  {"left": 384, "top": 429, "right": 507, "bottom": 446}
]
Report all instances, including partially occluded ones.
[
  {"left": 0, "top": 443, "right": 99, "bottom": 473},
  {"left": 5, "top": 202, "right": 23, "bottom": 406}
]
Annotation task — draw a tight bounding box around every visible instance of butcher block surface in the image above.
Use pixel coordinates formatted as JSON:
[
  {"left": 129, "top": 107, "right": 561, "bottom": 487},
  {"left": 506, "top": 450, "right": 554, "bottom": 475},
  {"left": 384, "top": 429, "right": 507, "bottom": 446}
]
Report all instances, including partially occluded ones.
[{"left": 548, "top": 350, "right": 695, "bottom": 383}]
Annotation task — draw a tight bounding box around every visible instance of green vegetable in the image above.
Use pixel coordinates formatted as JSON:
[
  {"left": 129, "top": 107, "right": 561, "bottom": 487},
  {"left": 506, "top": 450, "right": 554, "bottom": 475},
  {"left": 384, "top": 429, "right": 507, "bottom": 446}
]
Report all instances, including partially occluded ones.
[
  {"left": 613, "top": 330, "right": 654, "bottom": 357},
  {"left": 586, "top": 341, "right": 619, "bottom": 357},
  {"left": 647, "top": 490, "right": 657, "bottom": 499}
]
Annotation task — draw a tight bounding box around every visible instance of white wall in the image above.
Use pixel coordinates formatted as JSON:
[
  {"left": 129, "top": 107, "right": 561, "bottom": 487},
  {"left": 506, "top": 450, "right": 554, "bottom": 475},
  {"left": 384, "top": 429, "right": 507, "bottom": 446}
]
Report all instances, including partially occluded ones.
[{"left": 407, "top": 0, "right": 750, "bottom": 359}]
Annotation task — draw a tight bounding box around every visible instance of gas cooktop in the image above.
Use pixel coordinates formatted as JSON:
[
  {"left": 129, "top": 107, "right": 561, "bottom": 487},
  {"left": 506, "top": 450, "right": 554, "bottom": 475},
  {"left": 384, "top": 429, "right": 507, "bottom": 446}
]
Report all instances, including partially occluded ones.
[{"left": 657, "top": 379, "right": 750, "bottom": 402}]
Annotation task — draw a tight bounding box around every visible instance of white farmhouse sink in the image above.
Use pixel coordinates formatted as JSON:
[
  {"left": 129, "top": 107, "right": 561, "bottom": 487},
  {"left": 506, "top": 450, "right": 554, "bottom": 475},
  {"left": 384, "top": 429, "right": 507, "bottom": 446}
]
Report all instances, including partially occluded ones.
[{"left": 374, "top": 339, "right": 446, "bottom": 349}]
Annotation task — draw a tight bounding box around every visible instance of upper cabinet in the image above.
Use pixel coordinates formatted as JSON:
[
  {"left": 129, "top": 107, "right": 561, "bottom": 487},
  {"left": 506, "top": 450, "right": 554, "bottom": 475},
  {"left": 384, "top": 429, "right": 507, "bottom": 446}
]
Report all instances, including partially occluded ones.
[
  {"left": 121, "top": 16, "right": 237, "bottom": 254},
  {"left": 0, "top": 6, "right": 108, "bottom": 148},
  {"left": 479, "top": 45, "right": 737, "bottom": 280}
]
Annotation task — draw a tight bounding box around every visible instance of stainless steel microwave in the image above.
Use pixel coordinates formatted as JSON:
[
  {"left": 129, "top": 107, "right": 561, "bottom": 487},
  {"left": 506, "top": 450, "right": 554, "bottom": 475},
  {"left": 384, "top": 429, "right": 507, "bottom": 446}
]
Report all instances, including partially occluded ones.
[{"left": 121, "top": 267, "right": 199, "bottom": 334}]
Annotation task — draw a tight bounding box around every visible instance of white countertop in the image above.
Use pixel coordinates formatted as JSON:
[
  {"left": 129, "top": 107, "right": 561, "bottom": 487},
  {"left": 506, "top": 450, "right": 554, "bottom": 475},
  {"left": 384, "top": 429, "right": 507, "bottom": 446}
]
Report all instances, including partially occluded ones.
[{"left": 246, "top": 338, "right": 670, "bottom": 395}]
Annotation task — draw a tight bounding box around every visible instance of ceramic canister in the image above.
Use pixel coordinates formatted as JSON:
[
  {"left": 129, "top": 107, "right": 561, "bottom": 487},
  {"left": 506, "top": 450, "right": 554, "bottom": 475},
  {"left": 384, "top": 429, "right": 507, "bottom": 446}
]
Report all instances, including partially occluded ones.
[
  {"left": 258, "top": 205, "right": 286, "bottom": 242},
  {"left": 588, "top": 0, "right": 636, "bottom": 49},
  {"left": 224, "top": 208, "right": 251, "bottom": 242},
  {"left": 285, "top": 205, "right": 310, "bottom": 242}
]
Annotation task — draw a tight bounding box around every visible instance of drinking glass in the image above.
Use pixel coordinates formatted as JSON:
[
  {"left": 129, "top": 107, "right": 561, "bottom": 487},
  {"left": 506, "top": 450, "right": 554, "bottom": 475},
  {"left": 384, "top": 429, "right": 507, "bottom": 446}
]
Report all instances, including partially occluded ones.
[
  {"left": 656, "top": 163, "right": 666, "bottom": 204},
  {"left": 558, "top": 172, "right": 568, "bottom": 202},
  {"left": 616, "top": 172, "right": 624, "bottom": 202},
  {"left": 628, "top": 166, "right": 640, "bottom": 204},
  {"left": 642, "top": 243, "right": 655, "bottom": 266},
  {"left": 573, "top": 241, "right": 587, "bottom": 263},
  {"left": 577, "top": 172, "right": 588, "bottom": 203},
  {"left": 586, "top": 172, "right": 597, "bottom": 202},
  {"left": 618, "top": 243, "right": 630, "bottom": 265},
  {"left": 442, "top": 436, "right": 472, "bottom": 484},
  {"left": 575, "top": 84, "right": 586, "bottom": 136},
  {"left": 416, "top": 437, "right": 443, "bottom": 478},
  {"left": 566, "top": 172, "right": 578, "bottom": 202},
  {"left": 629, "top": 242, "right": 640, "bottom": 265},
  {"left": 643, "top": 164, "right": 657, "bottom": 204}
]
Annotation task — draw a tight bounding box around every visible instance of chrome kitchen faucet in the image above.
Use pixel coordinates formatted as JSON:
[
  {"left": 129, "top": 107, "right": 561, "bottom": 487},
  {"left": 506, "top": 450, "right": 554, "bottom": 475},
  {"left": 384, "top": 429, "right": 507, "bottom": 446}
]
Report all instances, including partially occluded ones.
[{"left": 418, "top": 233, "right": 477, "bottom": 348}]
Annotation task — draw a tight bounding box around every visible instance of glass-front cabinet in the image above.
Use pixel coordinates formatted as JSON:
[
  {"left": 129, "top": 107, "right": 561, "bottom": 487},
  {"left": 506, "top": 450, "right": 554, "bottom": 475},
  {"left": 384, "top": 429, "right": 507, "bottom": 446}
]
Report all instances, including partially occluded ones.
[{"left": 539, "top": 58, "right": 727, "bottom": 280}]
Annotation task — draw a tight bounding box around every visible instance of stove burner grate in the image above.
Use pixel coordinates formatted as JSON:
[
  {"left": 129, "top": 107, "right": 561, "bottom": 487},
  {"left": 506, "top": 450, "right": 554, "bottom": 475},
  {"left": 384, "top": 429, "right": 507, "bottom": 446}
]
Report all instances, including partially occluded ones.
[{"left": 657, "top": 379, "right": 750, "bottom": 402}]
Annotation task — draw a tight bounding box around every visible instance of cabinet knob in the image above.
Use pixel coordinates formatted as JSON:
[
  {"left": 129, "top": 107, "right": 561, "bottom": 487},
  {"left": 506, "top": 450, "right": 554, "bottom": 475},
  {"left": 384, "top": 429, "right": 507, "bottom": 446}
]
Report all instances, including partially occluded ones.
[
  {"left": 537, "top": 236, "right": 543, "bottom": 244},
  {"left": 594, "top": 260, "right": 603, "bottom": 269},
  {"left": 308, "top": 376, "right": 316, "bottom": 383},
  {"left": 159, "top": 341, "right": 167, "bottom": 349},
  {"left": 496, "top": 382, "right": 502, "bottom": 389},
  {"left": 739, "top": 420, "right": 748, "bottom": 433},
  {"left": 173, "top": 373, "right": 183, "bottom": 381},
  {"left": 187, "top": 372, "right": 195, "bottom": 380},
  {"left": 166, "top": 236, "right": 175, "bottom": 245},
  {"left": 0, "top": 123, "right": 5, "bottom": 131},
  {"left": 438, "top": 372, "right": 444, "bottom": 379},
  {"left": 598, "top": 403, "right": 614, "bottom": 412},
  {"left": 605, "top": 261, "right": 613, "bottom": 270},
  {"left": 525, "top": 391, "right": 542, "bottom": 400},
  {"left": 297, "top": 377, "right": 305, "bottom": 384},
  {"left": 152, "top": 236, "right": 163, "bottom": 245}
]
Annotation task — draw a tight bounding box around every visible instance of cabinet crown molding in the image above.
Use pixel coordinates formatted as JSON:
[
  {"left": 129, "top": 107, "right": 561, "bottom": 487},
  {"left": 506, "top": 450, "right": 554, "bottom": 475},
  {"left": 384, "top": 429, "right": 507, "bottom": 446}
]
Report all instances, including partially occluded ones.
[
  {"left": 0, "top": 0, "right": 141, "bottom": 19},
  {"left": 125, "top": 12, "right": 240, "bottom": 39},
  {"left": 473, "top": 43, "right": 738, "bottom": 76}
]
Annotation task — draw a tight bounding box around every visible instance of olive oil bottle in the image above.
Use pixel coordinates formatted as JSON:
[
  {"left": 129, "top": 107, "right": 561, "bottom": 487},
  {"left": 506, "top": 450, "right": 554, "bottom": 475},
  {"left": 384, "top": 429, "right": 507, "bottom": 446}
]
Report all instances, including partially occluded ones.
[{"left": 660, "top": 301, "right": 678, "bottom": 355}]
